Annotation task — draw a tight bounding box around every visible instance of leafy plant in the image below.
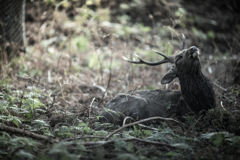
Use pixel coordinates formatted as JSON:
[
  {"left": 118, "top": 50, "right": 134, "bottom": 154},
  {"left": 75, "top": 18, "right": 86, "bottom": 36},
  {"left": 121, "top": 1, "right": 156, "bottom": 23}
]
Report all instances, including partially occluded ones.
[
  {"left": 56, "top": 126, "right": 74, "bottom": 138},
  {"left": 48, "top": 142, "right": 78, "bottom": 160},
  {"left": 201, "top": 132, "right": 240, "bottom": 147},
  {"left": 130, "top": 125, "right": 153, "bottom": 138},
  {"left": 70, "top": 35, "right": 90, "bottom": 52},
  {"left": 0, "top": 132, "right": 40, "bottom": 160}
]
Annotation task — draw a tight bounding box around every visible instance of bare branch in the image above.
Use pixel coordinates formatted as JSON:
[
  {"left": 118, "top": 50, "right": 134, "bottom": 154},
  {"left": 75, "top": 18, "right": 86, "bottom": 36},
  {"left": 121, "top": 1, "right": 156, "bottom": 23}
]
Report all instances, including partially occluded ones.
[
  {"left": 73, "top": 137, "right": 176, "bottom": 149},
  {"left": 62, "top": 136, "right": 105, "bottom": 142},
  {"left": 122, "top": 116, "right": 135, "bottom": 126},
  {"left": 0, "top": 125, "right": 56, "bottom": 143},
  {"left": 105, "top": 117, "right": 184, "bottom": 140}
]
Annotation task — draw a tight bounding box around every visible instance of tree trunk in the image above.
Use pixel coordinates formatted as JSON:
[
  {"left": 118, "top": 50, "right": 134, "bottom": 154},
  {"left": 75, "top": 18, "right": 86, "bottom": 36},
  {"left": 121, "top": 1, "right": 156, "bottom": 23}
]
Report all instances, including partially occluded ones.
[{"left": 0, "top": 0, "right": 26, "bottom": 60}]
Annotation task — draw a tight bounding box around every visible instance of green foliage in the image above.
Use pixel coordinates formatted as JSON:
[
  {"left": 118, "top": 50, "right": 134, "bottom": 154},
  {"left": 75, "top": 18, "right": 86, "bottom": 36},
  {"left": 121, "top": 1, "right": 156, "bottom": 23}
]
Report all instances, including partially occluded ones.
[
  {"left": 48, "top": 142, "right": 78, "bottom": 160},
  {"left": 94, "top": 147, "right": 105, "bottom": 160},
  {"left": 130, "top": 125, "right": 153, "bottom": 138},
  {"left": 87, "top": 50, "right": 121, "bottom": 70},
  {"left": 0, "top": 85, "right": 46, "bottom": 126},
  {"left": 18, "top": 64, "right": 42, "bottom": 77},
  {"left": 0, "top": 78, "right": 11, "bottom": 87},
  {"left": 1, "top": 1, "right": 239, "bottom": 159},
  {"left": 0, "top": 115, "right": 22, "bottom": 128},
  {"left": 56, "top": 126, "right": 74, "bottom": 138},
  {"left": 117, "top": 153, "right": 138, "bottom": 160},
  {"left": 201, "top": 132, "right": 240, "bottom": 147},
  {"left": 77, "top": 122, "right": 94, "bottom": 134},
  {"left": 96, "top": 8, "right": 110, "bottom": 22},
  {"left": 86, "top": 0, "right": 101, "bottom": 6},
  {"left": 114, "top": 139, "right": 128, "bottom": 151},
  {"left": 0, "top": 132, "right": 40, "bottom": 160},
  {"left": 70, "top": 35, "right": 90, "bottom": 52},
  {"left": 175, "top": 8, "right": 186, "bottom": 17},
  {"left": 88, "top": 52, "right": 100, "bottom": 69},
  {"left": 164, "top": 151, "right": 178, "bottom": 157},
  {"left": 207, "top": 30, "right": 215, "bottom": 39},
  {"left": 183, "top": 115, "right": 197, "bottom": 128},
  {"left": 114, "top": 23, "right": 151, "bottom": 39},
  {"left": 147, "top": 127, "right": 194, "bottom": 150},
  {"left": 15, "top": 150, "right": 36, "bottom": 160},
  {"left": 21, "top": 88, "right": 45, "bottom": 122},
  {"left": 101, "top": 107, "right": 121, "bottom": 119},
  {"left": 191, "top": 27, "right": 207, "bottom": 40},
  {"left": 31, "top": 119, "right": 53, "bottom": 137},
  {"left": 0, "top": 99, "right": 10, "bottom": 114},
  {"left": 44, "top": 0, "right": 55, "bottom": 6}
]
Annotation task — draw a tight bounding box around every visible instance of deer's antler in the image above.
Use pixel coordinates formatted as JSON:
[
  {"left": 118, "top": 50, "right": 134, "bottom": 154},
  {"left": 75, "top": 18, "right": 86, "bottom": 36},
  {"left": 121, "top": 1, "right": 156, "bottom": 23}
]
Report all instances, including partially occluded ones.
[
  {"left": 181, "top": 34, "right": 185, "bottom": 50},
  {"left": 123, "top": 51, "right": 174, "bottom": 66},
  {"left": 123, "top": 34, "right": 186, "bottom": 66}
]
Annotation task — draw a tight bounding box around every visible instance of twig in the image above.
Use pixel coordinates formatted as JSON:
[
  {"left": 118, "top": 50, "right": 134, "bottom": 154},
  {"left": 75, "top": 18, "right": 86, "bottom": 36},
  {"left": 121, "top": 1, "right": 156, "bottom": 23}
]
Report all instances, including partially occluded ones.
[
  {"left": 74, "top": 137, "right": 175, "bottom": 149},
  {"left": 122, "top": 116, "right": 135, "bottom": 126},
  {"left": 62, "top": 136, "right": 105, "bottom": 142},
  {"left": 97, "top": 42, "right": 113, "bottom": 108},
  {"left": 0, "top": 125, "right": 56, "bottom": 143},
  {"left": 122, "top": 116, "right": 135, "bottom": 138},
  {"left": 36, "top": 76, "right": 41, "bottom": 87},
  {"left": 89, "top": 97, "right": 95, "bottom": 118},
  {"left": 57, "top": 77, "right": 65, "bottom": 100},
  {"left": 214, "top": 82, "right": 227, "bottom": 91},
  {"left": 50, "top": 95, "right": 55, "bottom": 108},
  {"left": 16, "top": 75, "right": 44, "bottom": 86},
  {"left": 105, "top": 117, "right": 184, "bottom": 140},
  {"left": 67, "top": 147, "right": 92, "bottom": 153},
  {"left": 186, "top": 115, "right": 202, "bottom": 134}
]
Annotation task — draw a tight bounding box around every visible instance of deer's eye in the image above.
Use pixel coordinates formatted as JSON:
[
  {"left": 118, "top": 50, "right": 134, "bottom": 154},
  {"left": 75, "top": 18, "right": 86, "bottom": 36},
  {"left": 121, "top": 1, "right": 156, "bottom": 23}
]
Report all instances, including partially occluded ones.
[{"left": 176, "top": 56, "right": 182, "bottom": 64}]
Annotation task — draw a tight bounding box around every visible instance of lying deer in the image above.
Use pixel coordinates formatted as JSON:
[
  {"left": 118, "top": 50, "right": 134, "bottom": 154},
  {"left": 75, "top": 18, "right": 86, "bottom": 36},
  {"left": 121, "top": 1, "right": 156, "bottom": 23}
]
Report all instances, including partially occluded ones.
[{"left": 98, "top": 36, "right": 216, "bottom": 125}]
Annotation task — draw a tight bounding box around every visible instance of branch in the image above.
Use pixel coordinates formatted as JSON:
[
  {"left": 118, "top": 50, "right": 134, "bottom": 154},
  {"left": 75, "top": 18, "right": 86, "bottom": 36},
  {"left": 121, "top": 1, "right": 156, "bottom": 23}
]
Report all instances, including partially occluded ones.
[
  {"left": 73, "top": 137, "right": 175, "bottom": 149},
  {"left": 0, "top": 125, "right": 55, "bottom": 143},
  {"left": 105, "top": 117, "right": 184, "bottom": 140},
  {"left": 62, "top": 136, "right": 105, "bottom": 142}
]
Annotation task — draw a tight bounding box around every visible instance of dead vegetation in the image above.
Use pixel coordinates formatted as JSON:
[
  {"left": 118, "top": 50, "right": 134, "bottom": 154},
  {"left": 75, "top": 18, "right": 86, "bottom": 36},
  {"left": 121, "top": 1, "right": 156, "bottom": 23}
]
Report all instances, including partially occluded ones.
[{"left": 0, "top": 0, "right": 240, "bottom": 159}]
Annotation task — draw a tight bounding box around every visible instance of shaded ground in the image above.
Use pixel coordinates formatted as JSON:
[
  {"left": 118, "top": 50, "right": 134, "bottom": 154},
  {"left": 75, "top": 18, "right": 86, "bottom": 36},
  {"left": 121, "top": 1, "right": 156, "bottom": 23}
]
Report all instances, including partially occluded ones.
[{"left": 0, "top": 0, "right": 240, "bottom": 159}]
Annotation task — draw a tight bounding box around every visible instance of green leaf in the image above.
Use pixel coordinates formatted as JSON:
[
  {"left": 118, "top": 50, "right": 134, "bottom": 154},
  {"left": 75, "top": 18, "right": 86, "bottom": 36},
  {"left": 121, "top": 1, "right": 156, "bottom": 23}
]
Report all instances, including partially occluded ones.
[
  {"left": 164, "top": 151, "right": 178, "bottom": 157},
  {"left": 171, "top": 143, "right": 192, "bottom": 150},
  {"left": 117, "top": 153, "right": 138, "bottom": 160},
  {"left": 15, "top": 150, "right": 35, "bottom": 160},
  {"left": 32, "top": 119, "right": 49, "bottom": 127},
  {"left": 210, "top": 134, "right": 225, "bottom": 146},
  {"left": 12, "top": 119, "right": 20, "bottom": 128},
  {"left": 201, "top": 132, "right": 234, "bottom": 146}
]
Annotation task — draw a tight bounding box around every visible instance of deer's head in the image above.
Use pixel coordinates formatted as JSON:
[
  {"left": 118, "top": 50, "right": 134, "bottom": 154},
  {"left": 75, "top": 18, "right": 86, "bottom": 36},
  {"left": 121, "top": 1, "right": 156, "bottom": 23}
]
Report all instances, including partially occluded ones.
[{"left": 123, "top": 35, "right": 201, "bottom": 85}]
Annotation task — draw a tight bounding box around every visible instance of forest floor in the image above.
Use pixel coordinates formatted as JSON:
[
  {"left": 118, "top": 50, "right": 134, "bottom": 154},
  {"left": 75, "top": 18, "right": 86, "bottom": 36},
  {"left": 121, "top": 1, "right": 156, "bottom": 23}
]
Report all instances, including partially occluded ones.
[{"left": 0, "top": 0, "right": 240, "bottom": 159}]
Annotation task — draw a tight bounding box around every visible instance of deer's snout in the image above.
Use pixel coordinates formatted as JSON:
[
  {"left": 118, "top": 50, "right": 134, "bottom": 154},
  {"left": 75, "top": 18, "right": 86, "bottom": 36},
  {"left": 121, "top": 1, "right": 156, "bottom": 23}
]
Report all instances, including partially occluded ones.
[
  {"left": 188, "top": 46, "right": 199, "bottom": 58},
  {"left": 190, "top": 46, "right": 198, "bottom": 52}
]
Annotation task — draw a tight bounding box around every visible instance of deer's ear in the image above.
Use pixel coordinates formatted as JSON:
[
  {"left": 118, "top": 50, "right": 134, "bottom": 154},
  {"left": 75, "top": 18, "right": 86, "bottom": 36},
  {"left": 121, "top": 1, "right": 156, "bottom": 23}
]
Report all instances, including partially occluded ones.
[{"left": 161, "top": 67, "right": 177, "bottom": 84}]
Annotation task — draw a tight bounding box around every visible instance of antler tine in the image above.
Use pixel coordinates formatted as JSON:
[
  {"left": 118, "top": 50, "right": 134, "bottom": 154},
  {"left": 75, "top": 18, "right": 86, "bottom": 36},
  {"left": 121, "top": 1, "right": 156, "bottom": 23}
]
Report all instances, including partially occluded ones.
[
  {"left": 122, "top": 55, "right": 143, "bottom": 64},
  {"left": 181, "top": 34, "right": 185, "bottom": 50},
  {"left": 123, "top": 54, "right": 158, "bottom": 65},
  {"left": 123, "top": 51, "right": 174, "bottom": 66}
]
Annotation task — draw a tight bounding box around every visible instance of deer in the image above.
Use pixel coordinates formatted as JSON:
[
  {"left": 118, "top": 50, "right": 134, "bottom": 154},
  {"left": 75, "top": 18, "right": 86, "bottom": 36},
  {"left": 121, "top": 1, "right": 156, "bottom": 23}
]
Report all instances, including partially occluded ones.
[{"left": 98, "top": 36, "right": 216, "bottom": 125}]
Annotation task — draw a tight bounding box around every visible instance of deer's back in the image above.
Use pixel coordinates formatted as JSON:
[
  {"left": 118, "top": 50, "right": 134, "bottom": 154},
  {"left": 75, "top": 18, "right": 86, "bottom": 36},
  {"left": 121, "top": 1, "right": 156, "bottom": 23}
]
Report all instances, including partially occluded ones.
[{"left": 98, "top": 89, "right": 187, "bottom": 125}]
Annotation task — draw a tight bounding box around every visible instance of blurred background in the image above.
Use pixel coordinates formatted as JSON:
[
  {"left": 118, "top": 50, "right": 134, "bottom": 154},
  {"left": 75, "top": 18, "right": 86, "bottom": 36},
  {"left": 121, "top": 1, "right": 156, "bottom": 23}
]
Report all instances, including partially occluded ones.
[{"left": 0, "top": 0, "right": 240, "bottom": 114}]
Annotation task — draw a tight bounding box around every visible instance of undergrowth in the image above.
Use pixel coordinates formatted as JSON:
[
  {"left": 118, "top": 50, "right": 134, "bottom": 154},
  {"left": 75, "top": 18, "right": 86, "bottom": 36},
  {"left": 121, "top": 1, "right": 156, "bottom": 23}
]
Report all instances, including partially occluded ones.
[{"left": 0, "top": 0, "right": 240, "bottom": 159}]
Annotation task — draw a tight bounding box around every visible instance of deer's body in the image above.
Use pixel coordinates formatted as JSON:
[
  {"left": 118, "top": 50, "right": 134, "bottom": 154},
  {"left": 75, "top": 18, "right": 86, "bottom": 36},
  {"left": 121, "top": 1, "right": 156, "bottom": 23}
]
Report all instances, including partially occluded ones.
[
  {"left": 99, "top": 90, "right": 187, "bottom": 124},
  {"left": 98, "top": 38, "right": 216, "bottom": 125}
]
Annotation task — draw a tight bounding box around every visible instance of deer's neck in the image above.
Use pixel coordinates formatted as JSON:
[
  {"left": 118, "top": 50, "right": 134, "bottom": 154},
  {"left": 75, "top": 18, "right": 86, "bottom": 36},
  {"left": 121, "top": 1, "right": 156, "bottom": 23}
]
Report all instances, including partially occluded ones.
[{"left": 178, "top": 71, "right": 216, "bottom": 113}]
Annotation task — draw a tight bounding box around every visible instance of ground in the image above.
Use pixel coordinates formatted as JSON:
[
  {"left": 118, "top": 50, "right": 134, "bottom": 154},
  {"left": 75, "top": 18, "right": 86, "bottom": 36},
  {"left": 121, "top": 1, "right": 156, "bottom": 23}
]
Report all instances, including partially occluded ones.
[{"left": 0, "top": 0, "right": 240, "bottom": 160}]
